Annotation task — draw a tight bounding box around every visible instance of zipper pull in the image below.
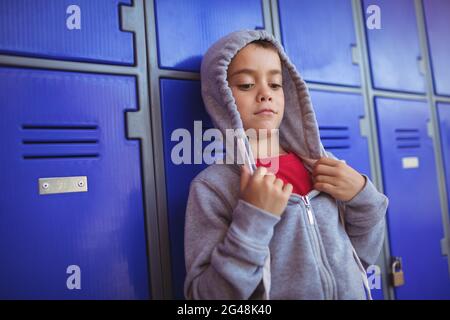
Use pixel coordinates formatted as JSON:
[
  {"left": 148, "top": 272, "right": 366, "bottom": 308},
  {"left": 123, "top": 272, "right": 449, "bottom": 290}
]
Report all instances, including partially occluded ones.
[{"left": 302, "top": 196, "right": 314, "bottom": 225}]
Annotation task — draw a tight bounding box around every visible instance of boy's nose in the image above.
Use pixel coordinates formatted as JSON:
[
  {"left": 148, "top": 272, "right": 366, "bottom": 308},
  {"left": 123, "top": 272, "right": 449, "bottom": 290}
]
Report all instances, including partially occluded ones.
[{"left": 257, "top": 93, "right": 273, "bottom": 103}]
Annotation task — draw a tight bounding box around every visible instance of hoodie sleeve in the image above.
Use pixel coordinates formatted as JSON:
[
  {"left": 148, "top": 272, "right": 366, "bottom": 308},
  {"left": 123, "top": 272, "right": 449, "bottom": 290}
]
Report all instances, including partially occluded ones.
[
  {"left": 340, "top": 174, "right": 389, "bottom": 268},
  {"left": 184, "top": 178, "right": 280, "bottom": 300}
]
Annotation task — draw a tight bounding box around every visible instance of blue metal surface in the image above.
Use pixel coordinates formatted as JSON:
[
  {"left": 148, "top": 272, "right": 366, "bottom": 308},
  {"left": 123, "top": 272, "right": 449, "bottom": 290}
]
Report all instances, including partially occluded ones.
[
  {"left": 0, "top": 0, "right": 134, "bottom": 65},
  {"left": 311, "top": 90, "right": 371, "bottom": 178},
  {"left": 375, "top": 97, "right": 450, "bottom": 299},
  {"left": 0, "top": 67, "right": 150, "bottom": 299},
  {"left": 278, "top": 0, "right": 361, "bottom": 87},
  {"left": 438, "top": 103, "right": 450, "bottom": 223},
  {"left": 160, "top": 79, "right": 221, "bottom": 299},
  {"left": 363, "top": 0, "right": 426, "bottom": 93},
  {"left": 423, "top": 0, "right": 450, "bottom": 96},
  {"left": 154, "top": 0, "right": 264, "bottom": 72}
]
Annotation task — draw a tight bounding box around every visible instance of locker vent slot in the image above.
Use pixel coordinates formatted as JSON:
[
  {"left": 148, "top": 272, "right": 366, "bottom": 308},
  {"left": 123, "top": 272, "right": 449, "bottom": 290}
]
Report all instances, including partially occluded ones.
[
  {"left": 319, "top": 126, "right": 350, "bottom": 150},
  {"left": 21, "top": 124, "right": 100, "bottom": 160},
  {"left": 23, "top": 155, "right": 99, "bottom": 160},
  {"left": 22, "top": 125, "right": 98, "bottom": 130},
  {"left": 395, "top": 128, "right": 421, "bottom": 149}
]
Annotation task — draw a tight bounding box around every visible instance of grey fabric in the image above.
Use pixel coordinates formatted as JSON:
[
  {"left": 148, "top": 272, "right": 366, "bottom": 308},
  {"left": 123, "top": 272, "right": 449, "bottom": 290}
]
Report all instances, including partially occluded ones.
[{"left": 184, "top": 29, "right": 389, "bottom": 299}]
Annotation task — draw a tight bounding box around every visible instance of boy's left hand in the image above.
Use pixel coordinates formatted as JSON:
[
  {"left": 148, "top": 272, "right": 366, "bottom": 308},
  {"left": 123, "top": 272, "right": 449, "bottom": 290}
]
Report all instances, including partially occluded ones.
[{"left": 311, "top": 157, "right": 366, "bottom": 202}]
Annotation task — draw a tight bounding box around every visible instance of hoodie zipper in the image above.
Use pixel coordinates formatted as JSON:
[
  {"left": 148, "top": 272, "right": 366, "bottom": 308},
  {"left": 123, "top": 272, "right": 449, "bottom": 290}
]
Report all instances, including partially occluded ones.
[
  {"left": 301, "top": 195, "right": 314, "bottom": 225},
  {"left": 296, "top": 191, "right": 336, "bottom": 299}
]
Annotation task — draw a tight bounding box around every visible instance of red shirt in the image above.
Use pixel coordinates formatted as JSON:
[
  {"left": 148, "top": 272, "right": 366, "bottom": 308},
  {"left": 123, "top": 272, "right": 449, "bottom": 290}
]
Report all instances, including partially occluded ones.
[{"left": 256, "top": 152, "right": 313, "bottom": 196}]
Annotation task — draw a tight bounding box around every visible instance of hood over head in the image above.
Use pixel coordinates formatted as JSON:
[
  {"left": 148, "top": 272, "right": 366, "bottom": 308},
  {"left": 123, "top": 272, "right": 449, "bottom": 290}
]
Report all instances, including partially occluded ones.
[{"left": 200, "top": 29, "right": 329, "bottom": 172}]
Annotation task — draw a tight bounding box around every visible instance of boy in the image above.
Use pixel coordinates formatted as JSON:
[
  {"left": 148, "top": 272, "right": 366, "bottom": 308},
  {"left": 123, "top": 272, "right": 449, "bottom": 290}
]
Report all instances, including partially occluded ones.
[{"left": 184, "top": 30, "right": 388, "bottom": 299}]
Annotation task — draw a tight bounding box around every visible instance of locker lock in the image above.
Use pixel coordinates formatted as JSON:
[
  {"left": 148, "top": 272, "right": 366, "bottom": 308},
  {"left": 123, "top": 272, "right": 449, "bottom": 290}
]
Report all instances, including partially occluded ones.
[{"left": 391, "top": 257, "right": 405, "bottom": 287}]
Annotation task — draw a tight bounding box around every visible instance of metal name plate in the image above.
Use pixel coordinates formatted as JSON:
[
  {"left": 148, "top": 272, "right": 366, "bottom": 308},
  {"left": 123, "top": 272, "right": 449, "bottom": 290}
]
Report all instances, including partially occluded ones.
[
  {"left": 402, "top": 157, "right": 419, "bottom": 169},
  {"left": 39, "top": 176, "right": 88, "bottom": 195}
]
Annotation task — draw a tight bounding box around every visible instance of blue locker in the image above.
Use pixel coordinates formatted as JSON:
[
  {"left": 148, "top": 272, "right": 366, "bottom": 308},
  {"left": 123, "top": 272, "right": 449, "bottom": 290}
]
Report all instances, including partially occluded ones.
[
  {"left": 160, "top": 79, "right": 222, "bottom": 299},
  {"left": 438, "top": 103, "right": 450, "bottom": 221},
  {"left": 0, "top": 68, "right": 150, "bottom": 299},
  {"left": 375, "top": 97, "right": 450, "bottom": 299},
  {"left": 363, "top": 0, "right": 426, "bottom": 94},
  {"left": 423, "top": 0, "right": 450, "bottom": 96},
  {"left": 154, "top": 0, "right": 264, "bottom": 72},
  {"left": 311, "top": 90, "right": 370, "bottom": 177},
  {"left": 0, "top": 0, "right": 134, "bottom": 65},
  {"left": 311, "top": 90, "right": 384, "bottom": 300},
  {"left": 278, "top": 0, "right": 361, "bottom": 87}
]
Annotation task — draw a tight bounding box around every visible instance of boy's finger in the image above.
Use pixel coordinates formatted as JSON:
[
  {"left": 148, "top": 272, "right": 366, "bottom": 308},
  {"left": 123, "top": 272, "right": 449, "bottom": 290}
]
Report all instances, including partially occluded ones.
[
  {"left": 313, "top": 164, "right": 339, "bottom": 177},
  {"left": 313, "top": 174, "right": 339, "bottom": 187},
  {"left": 283, "top": 183, "right": 293, "bottom": 194},
  {"left": 263, "top": 172, "right": 276, "bottom": 184},
  {"left": 240, "top": 165, "right": 251, "bottom": 192},
  {"left": 274, "top": 178, "right": 284, "bottom": 189},
  {"left": 314, "top": 182, "right": 337, "bottom": 195},
  {"left": 253, "top": 166, "right": 267, "bottom": 181},
  {"left": 316, "top": 157, "right": 340, "bottom": 167}
]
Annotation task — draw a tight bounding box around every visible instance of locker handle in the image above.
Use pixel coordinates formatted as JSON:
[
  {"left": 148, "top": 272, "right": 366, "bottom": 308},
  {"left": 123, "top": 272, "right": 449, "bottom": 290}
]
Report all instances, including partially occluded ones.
[
  {"left": 120, "top": 3, "right": 138, "bottom": 33},
  {"left": 351, "top": 44, "right": 360, "bottom": 65},
  {"left": 417, "top": 56, "right": 426, "bottom": 76},
  {"left": 441, "top": 238, "right": 449, "bottom": 256}
]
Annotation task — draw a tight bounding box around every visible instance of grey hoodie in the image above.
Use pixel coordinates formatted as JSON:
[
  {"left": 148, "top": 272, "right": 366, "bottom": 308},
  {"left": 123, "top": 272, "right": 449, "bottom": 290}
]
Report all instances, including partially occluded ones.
[{"left": 184, "top": 30, "right": 388, "bottom": 300}]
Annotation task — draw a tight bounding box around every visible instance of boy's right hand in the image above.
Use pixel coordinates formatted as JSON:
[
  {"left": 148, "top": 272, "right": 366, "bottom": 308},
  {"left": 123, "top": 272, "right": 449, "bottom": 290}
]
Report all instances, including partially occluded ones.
[{"left": 240, "top": 165, "right": 293, "bottom": 217}]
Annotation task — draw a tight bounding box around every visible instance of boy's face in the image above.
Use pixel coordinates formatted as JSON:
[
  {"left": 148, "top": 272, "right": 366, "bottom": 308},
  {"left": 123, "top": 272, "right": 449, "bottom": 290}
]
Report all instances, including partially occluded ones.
[{"left": 227, "top": 44, "right": 285, "bottom": 134}]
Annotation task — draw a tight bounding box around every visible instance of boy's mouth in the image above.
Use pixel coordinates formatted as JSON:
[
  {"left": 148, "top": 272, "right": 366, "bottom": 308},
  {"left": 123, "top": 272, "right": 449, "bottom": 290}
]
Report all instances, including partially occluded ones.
[{"left": 254, "top": 108, "right": 277, "bottom": 115}]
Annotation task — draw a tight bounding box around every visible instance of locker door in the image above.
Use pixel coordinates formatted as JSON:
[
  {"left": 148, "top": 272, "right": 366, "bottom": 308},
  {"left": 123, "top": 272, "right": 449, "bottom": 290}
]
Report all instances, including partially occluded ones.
[
  {"left": 278, "top": 0, "right": 361, "bottom": 87},
  {"left": 375, "top": 97, "right": 450, "bottom": 299},
  {"left": 311, "top": 91, "right": 370, "bottom": 178},
  {"left": 154, "top": 0, "right": 264, "bottom": 72},
  {"left": 423, "top": 0, "right": 450, "bottom": 96},
  {"left": 0, "top": 68, "right": 150, "bottom": 299},
  {"left": 0, "top": 0, "right": 134, "bottom": 65},
  {"left": 363, "top": 0, "right": 426, "bottom": 93},
  {"left": 160, "top": 79, "right": 222, "bottom": 299},
  {"left": 438, "top": 103, "right": 450, "bottom": 221}
]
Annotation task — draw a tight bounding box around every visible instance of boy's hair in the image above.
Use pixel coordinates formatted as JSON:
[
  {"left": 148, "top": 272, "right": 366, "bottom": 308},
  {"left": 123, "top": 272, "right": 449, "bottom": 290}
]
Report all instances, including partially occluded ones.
[
  {"left": 248, "top": 40, "right": 281, "bottom": 62},
  {"left": 249, "top": 39, "right": 277, "bottom": 50}
]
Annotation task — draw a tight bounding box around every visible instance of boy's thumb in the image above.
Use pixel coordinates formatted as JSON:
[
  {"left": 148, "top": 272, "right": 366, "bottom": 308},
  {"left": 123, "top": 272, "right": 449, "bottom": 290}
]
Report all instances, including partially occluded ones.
[{"left": 240, "top": 165, "right": 251, "bottom": 192}]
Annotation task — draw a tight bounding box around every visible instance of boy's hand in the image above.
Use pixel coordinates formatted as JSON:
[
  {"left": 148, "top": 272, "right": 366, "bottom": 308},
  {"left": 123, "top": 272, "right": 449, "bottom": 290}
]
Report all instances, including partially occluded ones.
[
  {"left": 312, "top": 157, "right": 366, "bottom": 202},
  {"left": 240, "top": 166, "right": 293, "bottom": 217}
]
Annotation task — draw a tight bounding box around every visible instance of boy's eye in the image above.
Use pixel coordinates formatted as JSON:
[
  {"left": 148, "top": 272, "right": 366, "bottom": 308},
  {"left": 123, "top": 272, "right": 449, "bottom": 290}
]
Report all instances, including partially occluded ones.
[
  {"left": 237, "top": 84, "right": 254, "bottom": 90},
  {"left": 270, "top": 83, "right": 283, "bottom": 90}
]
